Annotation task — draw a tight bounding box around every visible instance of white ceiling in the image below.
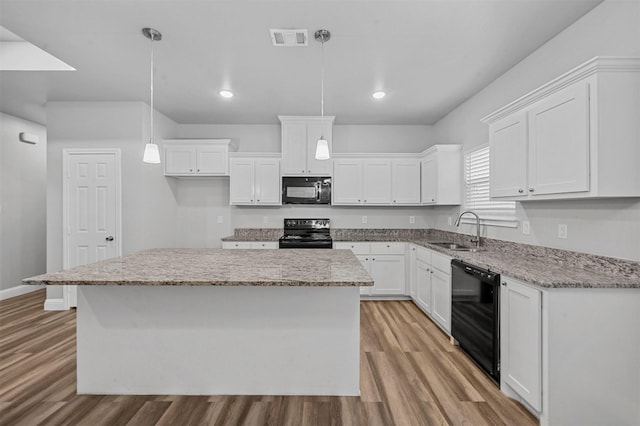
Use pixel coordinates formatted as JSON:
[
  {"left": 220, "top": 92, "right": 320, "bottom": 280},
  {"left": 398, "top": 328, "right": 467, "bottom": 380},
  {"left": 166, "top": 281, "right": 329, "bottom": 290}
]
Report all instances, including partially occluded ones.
[{"left": 0, "top": 0, "right": 602, "bottom": 126}]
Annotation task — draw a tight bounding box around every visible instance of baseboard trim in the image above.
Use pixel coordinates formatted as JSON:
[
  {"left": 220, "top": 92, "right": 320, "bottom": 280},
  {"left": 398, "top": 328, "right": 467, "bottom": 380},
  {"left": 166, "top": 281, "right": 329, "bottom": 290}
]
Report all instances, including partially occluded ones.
[
  {"left": 44, "top": 298, "right": 68, "bottom": 311},
  {"left": 0, "top": 284, "right": 43, "bottom": 301}
]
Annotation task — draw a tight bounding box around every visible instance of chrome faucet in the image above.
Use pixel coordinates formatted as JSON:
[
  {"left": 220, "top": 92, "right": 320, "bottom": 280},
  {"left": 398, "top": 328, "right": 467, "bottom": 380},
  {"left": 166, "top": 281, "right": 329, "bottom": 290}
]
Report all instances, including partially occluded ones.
[{"left": 455, "top": 211, "right": 481, "bottom": 249}]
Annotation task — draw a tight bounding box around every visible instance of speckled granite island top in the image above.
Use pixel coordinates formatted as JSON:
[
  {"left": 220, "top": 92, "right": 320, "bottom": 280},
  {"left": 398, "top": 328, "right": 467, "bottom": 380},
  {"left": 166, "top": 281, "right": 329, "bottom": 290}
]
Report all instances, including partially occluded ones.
[{"left": 23, "top": 248, "right": 374, "bottom": 287}]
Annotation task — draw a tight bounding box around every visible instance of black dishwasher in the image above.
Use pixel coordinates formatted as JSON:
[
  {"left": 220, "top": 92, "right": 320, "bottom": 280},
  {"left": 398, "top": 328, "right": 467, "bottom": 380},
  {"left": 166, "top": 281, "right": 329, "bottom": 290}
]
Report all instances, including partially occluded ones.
[{"left": 451, "top": 259, "right": 500, "bottom": 383}]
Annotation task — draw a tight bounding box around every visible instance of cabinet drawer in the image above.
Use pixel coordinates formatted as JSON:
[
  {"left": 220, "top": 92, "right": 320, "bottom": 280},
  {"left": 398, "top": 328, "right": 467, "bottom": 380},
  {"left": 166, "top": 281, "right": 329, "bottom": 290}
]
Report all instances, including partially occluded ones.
[
  {"left": 369, "top": 242, "right": 405, "bottom": 255},
  {"left": 250, "top": 242, "right": 277, "bottom": 249},
  {"left": 334, "top": 242, "right": 369, "bottom": 255},
  {"left": 431, "top": 251, "right": 452, "bottom": 274},
  {"left": 416, "top": 246, "right": 431, "bottom": 263},
  {"left": 222, "top": 242, "right": 251, "bottom": 249}
]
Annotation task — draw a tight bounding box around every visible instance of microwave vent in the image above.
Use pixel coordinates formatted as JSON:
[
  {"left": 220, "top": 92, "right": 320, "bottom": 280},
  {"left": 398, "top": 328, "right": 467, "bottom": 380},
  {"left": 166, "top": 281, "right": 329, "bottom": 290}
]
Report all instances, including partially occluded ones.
[{"left": 270, "top": 29, "right": 308, "bottom": 47}]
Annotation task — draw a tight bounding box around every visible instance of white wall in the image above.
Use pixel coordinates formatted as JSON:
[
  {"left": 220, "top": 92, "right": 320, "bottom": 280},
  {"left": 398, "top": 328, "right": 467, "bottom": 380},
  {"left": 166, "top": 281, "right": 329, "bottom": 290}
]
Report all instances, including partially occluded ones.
[
  {"left": 431, "top": 0, "right": 640, "bottom": 261},
  {"left": 45, "top": 102, "right": 179, "bottom": 301},
  {"left": 0, "top": 113, "right": 47, "bottom": 297}
]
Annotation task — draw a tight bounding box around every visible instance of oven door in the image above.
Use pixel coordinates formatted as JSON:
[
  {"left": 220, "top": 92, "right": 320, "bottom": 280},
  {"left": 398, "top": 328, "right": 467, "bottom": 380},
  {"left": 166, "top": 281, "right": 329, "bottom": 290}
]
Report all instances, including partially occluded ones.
[
  {"left": 451, "top": 260, "right": 500, "bottom": 383},
  {"left": 282, "top": 177, "right": 331, "bottom": 204}
]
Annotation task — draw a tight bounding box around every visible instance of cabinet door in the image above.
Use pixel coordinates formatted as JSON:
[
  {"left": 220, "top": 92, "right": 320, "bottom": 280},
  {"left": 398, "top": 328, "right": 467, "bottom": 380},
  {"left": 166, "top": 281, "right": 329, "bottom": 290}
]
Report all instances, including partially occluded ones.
[
  {"left": 196, "top": 146, "right": 228, "bottom": 175},
  {"left": 431, "top": 269, "right": 451, "bottom": 334},
  {"left": 501, "top": 277, "right": 542, "bottom": 411},
  {"left": 421, "top": 154, "right": 437, "bottom": 204},
  {"left": 333, "top": 159, "right": 363, "bottom": 205},
  {"left": 363, "top": 160, "right": 392, "bottom": 204},
  {"left": 165, "top": 146, "right": 195, "bottom": 175},
  {"left": 281, "top": 123, "right": 308, "bottom": 175},
  {"left": 490, "top": 112, "right": 528, "bottom": 198},
  {"left": 229, "top": 159, "right": 255, "bottom": 205},
  {"left": 392, "top": 159, "right": 421, "bottom": 204},
  {"left": 369, "top": 255, "right": 405, "bottom": 295},
  {"left": 408, "top": 245, "right": 417, "bottom": 299},
  {"left": 416, "top": 260, "right": 432, "bottom": 313},
  {"left": 306, "top": 122, "right": 332, "bottom": 175},
  {"left": 356, "top": 255, "right": 371, "bottom": 296},
  {"left": 255, "top": 159, "right": 281, "bottom": 205},
  {"left": 528, "top": 81, "right": 590, "bottom": 196}
]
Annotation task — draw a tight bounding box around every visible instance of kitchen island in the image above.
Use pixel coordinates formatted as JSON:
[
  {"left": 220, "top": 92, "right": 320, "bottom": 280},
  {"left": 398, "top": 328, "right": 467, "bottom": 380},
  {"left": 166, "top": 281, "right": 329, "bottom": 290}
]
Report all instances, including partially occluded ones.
[{"left": 24, "top": 248, "right": 373, "bottom": 396}]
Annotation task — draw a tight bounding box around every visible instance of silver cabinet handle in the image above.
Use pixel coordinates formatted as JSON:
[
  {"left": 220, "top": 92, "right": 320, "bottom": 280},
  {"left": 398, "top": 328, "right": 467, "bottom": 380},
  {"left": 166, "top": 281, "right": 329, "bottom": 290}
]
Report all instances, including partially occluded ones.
[
  {"left": 105, "top": 236, "right": 114, "bottom": 241},
  {"left": 529, "top": 188, "right": 534, "bottom": 192},
  {"left": 518, "top": 189, "right": 524, "bottom": 193}
]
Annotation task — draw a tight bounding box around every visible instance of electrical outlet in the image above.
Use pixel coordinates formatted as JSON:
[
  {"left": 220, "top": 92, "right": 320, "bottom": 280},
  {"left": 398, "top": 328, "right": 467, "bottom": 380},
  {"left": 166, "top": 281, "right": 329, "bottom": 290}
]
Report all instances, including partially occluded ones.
[
  {"left": 361, "top": 216, "right": 367, "bottom": 224},
  {"left": 263, "top": 216, "right": 268, "bottom": 224},
  {"left": 522, "top": 220, "right": 530, "bottom": 235},
  {"left": 217, "top": 216, "right": 223, "bottom": 224},
  {"left": 558, "top": 224, "right": 568, "bottom": 239},
  {"left": 409, "top": 216, "right": 415, "bottom": 224},
  {"left": 448, "top": 216, "right": 452, "bottom": 226}
]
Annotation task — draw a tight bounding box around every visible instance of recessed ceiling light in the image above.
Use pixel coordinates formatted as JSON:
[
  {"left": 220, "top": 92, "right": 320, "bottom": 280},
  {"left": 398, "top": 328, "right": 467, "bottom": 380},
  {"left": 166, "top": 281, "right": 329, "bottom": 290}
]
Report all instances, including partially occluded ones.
[
  {"left": 372, "top": 91, "right": 386, "bottom": 99},
  {"left": 219, "top": 90, "right": 234, "bottom": 98}
]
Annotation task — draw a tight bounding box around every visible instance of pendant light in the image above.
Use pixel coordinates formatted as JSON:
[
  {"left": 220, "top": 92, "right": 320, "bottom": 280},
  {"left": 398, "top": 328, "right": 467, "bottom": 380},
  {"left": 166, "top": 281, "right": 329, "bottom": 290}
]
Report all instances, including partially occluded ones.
[
  {"left": 142, "top": 28, "right": 162, "bottom": 164},
  {"left": 314, "top": 29, "right": 331, "bottom": 161}
]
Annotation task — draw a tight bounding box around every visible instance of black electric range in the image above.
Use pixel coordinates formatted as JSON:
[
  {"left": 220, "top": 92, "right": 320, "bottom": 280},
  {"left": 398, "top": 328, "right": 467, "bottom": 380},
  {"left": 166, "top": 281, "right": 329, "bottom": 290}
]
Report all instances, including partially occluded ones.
[{"left": 278, "top": 218, "right": 333, "bottom": 249}]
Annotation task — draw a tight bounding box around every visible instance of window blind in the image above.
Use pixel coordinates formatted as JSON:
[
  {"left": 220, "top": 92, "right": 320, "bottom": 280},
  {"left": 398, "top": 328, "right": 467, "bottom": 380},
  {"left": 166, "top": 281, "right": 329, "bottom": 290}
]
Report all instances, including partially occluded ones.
[{"left": 464, "top": 145, "right": 516, "bottom": 225}]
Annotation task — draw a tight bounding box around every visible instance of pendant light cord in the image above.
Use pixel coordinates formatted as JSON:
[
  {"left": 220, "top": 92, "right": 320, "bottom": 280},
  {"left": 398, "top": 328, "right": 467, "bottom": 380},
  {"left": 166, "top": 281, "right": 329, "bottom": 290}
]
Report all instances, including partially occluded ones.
[
  {"left": 150, "top": 35, "right": 155, "bottom": 144},
  {"left": 320, "top": 39, "right": 324, "bottom": 118}
]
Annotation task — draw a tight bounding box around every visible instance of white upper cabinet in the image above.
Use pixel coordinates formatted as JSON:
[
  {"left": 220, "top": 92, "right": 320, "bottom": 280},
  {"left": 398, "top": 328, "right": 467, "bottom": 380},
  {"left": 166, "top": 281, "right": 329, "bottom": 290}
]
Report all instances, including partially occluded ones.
[
  {"left": 229, "top": 156, "right": 281, "bottom": 205},
  {"left": 164, "top": 139, "right": 232, "bottom": 177},
  {"left": 392, "top": 159, "right": 421, "bottom": 204},
  {"left": 332, "top": 157, "right": 420, "bottom": 206},
  {"left": 279, "top": 116, "right": 334, "bottom": 176},
  {"left": 483, "top": 57, "right": 640, "bottom": 200},
  {"left": 420, "top": 145, "right": 462, "bottom": 205}
]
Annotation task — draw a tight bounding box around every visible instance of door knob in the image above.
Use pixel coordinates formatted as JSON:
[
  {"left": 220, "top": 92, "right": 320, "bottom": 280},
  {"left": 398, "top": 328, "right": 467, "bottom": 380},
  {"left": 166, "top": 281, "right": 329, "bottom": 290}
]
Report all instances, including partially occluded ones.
[{"left": 105, "top": 236, "right": 114, "bottom": 241}]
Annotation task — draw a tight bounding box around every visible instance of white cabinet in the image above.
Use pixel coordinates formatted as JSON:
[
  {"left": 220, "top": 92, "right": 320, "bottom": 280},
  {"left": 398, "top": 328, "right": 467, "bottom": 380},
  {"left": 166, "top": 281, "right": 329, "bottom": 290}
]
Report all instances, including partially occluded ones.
[
  {"left": 500, "top": 276, "right": 542, "bottom": 412},
  {"left": 408, "top": 245, "right": 417, "bottom": 299},
  {"left": 412, "top": 246, "right": 452, "bottom": 334},
  {"left": 420, "top": 145, "right": 462, "bottom": 205},
  {"left": 335, "top": 242, "right": 405, "bottom": 296},
  {"left": 483, "top": 57, "right": 640, "bottom": 200},
  {"left": 222, "top": 241, "right": 278, "bottom": 249},
  {"left": 164, "top": 139, "right": 232, "bottom": 176},
  {"left": 332, "top": 158, "right": 420, "bottom": 206},
  {"left": 229, "top": 157, "right": 281, "bottom": 205},
  {"left": 279, "top": 116, "right": 334, "bottom": 176}
]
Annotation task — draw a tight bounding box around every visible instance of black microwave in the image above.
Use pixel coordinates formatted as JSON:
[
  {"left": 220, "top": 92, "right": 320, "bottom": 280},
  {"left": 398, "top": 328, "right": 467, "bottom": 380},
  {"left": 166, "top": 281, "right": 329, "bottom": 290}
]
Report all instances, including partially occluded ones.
[{"left": 282, "top": 177, "right": 331, "bottom": 204}]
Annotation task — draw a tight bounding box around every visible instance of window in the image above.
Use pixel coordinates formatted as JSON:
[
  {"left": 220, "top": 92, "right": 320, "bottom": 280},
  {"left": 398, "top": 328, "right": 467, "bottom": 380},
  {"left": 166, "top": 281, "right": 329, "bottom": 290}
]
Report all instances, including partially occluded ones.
[{"left": 463, "top": 145, "right": 517, "bottom": 227}]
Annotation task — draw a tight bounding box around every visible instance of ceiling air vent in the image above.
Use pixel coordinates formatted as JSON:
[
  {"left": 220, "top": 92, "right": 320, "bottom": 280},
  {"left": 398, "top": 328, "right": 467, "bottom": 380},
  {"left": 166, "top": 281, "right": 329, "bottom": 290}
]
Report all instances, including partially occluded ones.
[{"left": 269, "top": 29, "right": 308, "bottom": 47}]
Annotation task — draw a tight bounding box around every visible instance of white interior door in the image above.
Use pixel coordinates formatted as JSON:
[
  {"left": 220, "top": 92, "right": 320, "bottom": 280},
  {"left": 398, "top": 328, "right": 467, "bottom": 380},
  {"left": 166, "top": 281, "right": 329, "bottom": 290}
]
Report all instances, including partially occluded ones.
[{"left": 64, "top": 150, "right": 121, "bottom": 307}]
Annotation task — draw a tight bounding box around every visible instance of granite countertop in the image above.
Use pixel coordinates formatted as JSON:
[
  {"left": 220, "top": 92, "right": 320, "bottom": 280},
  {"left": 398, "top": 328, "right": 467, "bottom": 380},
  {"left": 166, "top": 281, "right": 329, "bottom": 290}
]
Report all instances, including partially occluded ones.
[
  {"left": 222, "top": 228, "right": 640, "bottom": 289},
  {"left": 22, "top": 248, "right": 374, "bottom": 287}
]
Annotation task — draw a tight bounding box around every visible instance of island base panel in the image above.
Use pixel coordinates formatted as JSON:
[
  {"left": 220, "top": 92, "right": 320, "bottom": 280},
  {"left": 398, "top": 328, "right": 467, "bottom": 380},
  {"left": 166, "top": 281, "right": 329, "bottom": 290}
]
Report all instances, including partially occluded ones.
[{"left": 77, "top": 286, "right": 360, "bottom": 395}]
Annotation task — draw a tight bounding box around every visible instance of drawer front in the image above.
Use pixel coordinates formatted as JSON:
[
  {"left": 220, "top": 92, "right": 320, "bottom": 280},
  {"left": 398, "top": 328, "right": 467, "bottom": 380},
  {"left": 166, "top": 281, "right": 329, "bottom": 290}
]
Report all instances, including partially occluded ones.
[
  {"left": 334, "top": 242, "right": 370, "bottom": 255},
  {"left": 431, "top": 251, "right": 452, "bottom": 274},
  {"left": 250, "top": 242, "right": 278, "bottom": 249},
  {"left": 369, "top": 242, "right": 405, "bottom": 255},
  {"left": 416, "top": 246, "right": 431, "bottom": 263},
  {"left": 222, "top": 242, "right": 252, "bottom": 249}
]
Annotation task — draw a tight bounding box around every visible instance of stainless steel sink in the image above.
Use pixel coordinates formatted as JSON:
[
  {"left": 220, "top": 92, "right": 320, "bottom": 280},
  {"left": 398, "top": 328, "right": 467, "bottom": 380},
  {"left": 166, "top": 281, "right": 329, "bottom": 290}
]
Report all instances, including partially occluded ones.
[{"left": 427, "top": 241, "right": 480, "bottom": 252}]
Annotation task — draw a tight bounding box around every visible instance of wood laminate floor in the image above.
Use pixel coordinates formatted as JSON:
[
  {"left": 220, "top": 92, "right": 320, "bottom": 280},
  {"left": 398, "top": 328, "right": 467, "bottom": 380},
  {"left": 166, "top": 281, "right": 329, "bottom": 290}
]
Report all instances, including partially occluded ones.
[{"left": 0, "top": 290, "right": 537, "bottom": 426}]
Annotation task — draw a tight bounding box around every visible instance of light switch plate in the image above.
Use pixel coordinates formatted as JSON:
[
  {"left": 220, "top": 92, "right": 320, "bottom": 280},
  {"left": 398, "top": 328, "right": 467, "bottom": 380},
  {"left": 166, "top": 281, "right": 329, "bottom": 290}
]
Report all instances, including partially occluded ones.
[
  {"left": 217, "top": 216, "right": 223, "bottom": 224},
  {"left": 448, "top": 216, "right": 452, "bottom": 226},
  {"left": 522, "top": 220, "right": 530, "bottom": 235},
  {"left": 362, "top": 216, "right": 367, "bottom": 224},
  {"left": 558, "top": 224, "right": 568, "bottom": 239},
  {"left": 263, "top": 216, "right": 269, "bottom": 224},
  {"left": 409, "top": 216, "right": 415, "bottom": 224}
]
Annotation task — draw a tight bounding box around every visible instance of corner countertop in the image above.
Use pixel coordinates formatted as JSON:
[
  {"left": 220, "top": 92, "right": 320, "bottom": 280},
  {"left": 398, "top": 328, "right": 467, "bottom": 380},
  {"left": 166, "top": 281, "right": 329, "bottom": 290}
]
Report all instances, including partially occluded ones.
[{"left": 22, "top": 248, "right": 374, "bottom": 287}]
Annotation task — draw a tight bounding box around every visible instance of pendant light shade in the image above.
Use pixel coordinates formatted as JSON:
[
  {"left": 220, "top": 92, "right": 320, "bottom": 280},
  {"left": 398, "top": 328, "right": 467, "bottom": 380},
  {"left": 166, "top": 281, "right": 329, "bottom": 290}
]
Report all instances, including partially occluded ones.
[
  {"left": 315, "top": 138, "right": 330, "bottom": 160},
  {"left": 143, "top": 143, "right": 161, "bottom": 163},
  {"left": 142, "top": 27, "right": 162, "bottom": 164},
  {"left": 314, "top": 29, "right": 331, "bottom": 161}
]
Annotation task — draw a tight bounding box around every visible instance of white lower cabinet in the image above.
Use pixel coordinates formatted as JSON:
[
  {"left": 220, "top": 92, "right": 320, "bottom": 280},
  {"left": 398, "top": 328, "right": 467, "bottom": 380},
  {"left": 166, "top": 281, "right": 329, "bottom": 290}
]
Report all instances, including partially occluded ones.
[
  {"left": 335, "top": 242, "right": 405, "bottom": 296},
  {"left": 222, "top": 241, "right": 278, "bottom": 249},
  {"left": 501, "top": 275, "right": 542, "bottom": 412},
  {"left": 411, "top": 245, "right": 452, "bottom": 334}
]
